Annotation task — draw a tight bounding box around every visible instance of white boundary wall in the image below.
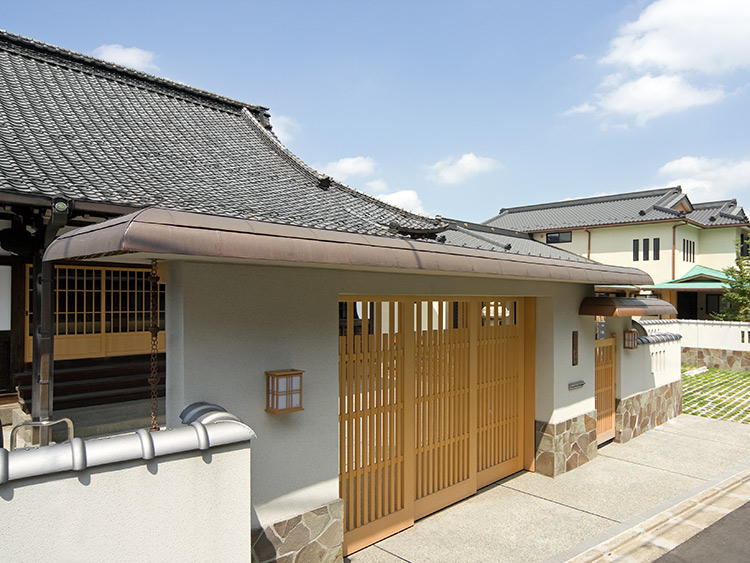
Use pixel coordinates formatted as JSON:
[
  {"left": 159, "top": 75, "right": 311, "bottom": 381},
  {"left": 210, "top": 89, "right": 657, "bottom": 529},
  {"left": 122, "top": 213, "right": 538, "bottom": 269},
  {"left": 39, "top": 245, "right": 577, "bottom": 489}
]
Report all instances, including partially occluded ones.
[
  {"left": 610, "top": 318, "right": 682, "bottom": 399},
  {"left": 642, "top": 319, "right": 750, "bottom": 352},
  {"left": 1, "top": 416, "right": 254, "bottom": 561}
]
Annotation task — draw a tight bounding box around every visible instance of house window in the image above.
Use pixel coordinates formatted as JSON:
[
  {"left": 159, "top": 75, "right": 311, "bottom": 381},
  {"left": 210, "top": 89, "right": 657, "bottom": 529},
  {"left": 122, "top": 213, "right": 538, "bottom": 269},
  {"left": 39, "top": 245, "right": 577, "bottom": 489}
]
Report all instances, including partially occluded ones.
[
  {"left": 682, "top": 239, "right": 695, "bottom": 262},
  {"left": 643, "top": 238, "right": 649, "bottom": 261},
  {"left": 741, "top": 234, "right": 749, "bottom": 257},
  {"left": 546, "top": 231, "right": 572, "bottom": 244},
  {"left": 653, "top": 238, "right": 660, "bottom": 260},
  {"left": 26, "top": 264, "right": 166, "bottom": 362},
  {"left": 633, "top": 239, "right": 639, "bottom": 261}
]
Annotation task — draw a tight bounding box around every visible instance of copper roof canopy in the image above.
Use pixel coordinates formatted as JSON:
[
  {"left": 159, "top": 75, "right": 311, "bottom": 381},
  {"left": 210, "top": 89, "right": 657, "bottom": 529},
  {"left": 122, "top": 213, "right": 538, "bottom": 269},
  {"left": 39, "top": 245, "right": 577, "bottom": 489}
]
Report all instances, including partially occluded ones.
[
  {"left": 44, "top": 208, "right": 654, "bottom": 285},
  {"left": 579, "top": 296, "right": 676, "bottom": 317}
]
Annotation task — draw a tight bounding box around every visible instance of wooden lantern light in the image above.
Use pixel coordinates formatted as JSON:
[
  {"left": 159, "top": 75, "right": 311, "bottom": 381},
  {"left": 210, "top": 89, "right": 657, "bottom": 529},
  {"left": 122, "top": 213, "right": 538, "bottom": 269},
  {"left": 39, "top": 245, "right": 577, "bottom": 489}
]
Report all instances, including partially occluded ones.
[
  {"left": 623, "top": 329, "right": 638, "bottom": 349},
  {"left": 265, "top": 369, "right": 304, "bottom": 413}
]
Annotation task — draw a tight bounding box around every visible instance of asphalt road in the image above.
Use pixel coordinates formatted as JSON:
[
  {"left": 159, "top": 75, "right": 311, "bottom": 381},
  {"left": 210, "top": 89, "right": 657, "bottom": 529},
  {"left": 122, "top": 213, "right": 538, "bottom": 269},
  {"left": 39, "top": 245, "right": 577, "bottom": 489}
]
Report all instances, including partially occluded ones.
[{"left": 655, "top": 501, "right": 750, "bottom": 562}]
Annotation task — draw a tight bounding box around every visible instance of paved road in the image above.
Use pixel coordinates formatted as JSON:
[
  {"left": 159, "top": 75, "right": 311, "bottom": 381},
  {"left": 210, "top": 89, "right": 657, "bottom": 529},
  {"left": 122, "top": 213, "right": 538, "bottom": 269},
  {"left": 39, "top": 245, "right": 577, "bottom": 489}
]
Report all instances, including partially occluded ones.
[{"left": 655, "top": 500, "right": 750, "bottom": 563}]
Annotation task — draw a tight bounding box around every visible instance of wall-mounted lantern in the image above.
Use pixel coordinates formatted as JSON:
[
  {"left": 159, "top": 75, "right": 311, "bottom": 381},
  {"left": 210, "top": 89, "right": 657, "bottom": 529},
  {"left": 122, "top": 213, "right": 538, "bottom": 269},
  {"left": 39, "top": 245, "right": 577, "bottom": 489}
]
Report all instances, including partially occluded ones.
[
  {"left": 265, "top": 369, "right": 304, "bottom": 413},
  {"left": 623, "top": 329, "right": 639, "bottom": 350}
]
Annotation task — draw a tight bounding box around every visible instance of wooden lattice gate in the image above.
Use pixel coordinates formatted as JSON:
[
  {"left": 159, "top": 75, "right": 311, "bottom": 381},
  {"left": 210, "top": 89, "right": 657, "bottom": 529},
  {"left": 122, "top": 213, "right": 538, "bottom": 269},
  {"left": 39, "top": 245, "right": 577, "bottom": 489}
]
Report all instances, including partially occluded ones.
[
  {"left": 339, "top": 297, "right": 533, "bottom": 555},
  {"left": 595, "top": 335, "right": 616, "bottom": 444}
]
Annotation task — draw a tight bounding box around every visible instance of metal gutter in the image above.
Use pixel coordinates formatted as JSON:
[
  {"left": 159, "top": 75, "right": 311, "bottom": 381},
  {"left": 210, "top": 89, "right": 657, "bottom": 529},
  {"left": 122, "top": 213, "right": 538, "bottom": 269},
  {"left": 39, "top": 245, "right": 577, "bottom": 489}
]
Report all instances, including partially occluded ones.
[
  {"left": 43, "top": 207, "right": 654, "bottom": 286},
  {"left": 0, "top": 405, "right": 255, "bottom": 484}
]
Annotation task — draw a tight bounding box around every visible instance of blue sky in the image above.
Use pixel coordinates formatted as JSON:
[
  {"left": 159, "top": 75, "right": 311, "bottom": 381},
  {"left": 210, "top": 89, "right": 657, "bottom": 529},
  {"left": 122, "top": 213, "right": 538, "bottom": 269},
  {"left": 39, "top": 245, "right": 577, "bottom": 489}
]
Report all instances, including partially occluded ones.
[{"left": 4, "top": 1, "right": 750, "bottom": 222}]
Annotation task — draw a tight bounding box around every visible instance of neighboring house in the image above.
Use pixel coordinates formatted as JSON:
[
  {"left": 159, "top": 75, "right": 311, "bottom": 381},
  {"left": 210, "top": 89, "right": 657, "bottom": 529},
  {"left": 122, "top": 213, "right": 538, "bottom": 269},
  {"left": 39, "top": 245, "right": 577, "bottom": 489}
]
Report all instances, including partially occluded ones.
[
  {"left": 483, "top": 188, "right": 750, "bottom": 319},
  {"left": 1, "top": 31, "right": 682, "bottom": 560}
]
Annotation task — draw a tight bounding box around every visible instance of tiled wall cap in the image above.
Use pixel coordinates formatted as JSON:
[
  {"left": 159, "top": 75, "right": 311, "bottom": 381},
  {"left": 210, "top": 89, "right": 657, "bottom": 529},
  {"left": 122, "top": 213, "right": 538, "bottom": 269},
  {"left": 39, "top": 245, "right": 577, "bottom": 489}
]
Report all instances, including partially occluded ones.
[
  {"left": 637, "top": 332, "right": 682, "bottom": 344},
  {"left": 0, "top": 406, "right": 255, "bottom": 485}
]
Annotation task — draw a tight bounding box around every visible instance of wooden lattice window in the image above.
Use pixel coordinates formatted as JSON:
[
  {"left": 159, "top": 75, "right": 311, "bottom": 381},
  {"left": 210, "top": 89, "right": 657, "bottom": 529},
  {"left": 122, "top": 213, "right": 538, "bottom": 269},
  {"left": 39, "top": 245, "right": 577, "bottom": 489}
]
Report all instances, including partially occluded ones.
[{"left": 25, "top": 264, "right": 165, "bottom": 361}]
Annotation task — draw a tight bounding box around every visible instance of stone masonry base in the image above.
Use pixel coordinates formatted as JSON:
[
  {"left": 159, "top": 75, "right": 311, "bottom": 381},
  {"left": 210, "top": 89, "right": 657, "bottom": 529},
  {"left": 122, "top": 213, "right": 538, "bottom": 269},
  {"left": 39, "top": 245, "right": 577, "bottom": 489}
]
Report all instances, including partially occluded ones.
[
  {"left": 615, "top": 380, "right": 682, "bottom": 443},
  {"left": 252, "top": 499, "right": 344, "bottom": 563},
  {"left": 682, "top": 347, "right": 750, "bottom": 371},
  {"left": 535, "top": 411, "right": 598, "bottom": 477}
]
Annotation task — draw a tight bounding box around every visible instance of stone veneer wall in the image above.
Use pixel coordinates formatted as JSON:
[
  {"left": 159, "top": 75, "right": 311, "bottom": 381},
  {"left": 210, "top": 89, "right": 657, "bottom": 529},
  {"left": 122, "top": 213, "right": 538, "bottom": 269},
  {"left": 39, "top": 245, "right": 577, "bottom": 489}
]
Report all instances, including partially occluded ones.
[
  {"left": 615, "top": 380, "right": 682, "bottom": 443},
  {"left": 683, "top": 347, "right": 750, "bottom": 371},
  {"left": 252, "top": 499, "right": 344, "bottom": 563},
  {"left": 535, "top": 410, "right": 598, "bottom": 477}
]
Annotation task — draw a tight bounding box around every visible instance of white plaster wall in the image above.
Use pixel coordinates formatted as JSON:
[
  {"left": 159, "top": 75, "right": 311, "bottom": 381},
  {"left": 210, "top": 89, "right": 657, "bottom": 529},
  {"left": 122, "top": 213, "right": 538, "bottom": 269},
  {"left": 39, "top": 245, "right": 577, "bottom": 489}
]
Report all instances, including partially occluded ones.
[
  {"left": 673, "top": 224, "right": 701, "bottom": 280},
  {"left": 644, "top": 319, "right": 750, "bottom": 351},
  {"left": 590, "top": 223, "right": 676, "bottom": 284},
  {"left": 699, "top": 227, "right": 740, "bottom": 271},
  {"left": 613, "top": 318, "right": 681, "bottom": 398},
  {"left": 0, "top": 444, "right": 251, "bottom": 562},
  {"left": 532, "top": 230, "right": 589, "bottom": 258},
  {"left": 165, "top": 261, "right": 602, "bottom": 527}
]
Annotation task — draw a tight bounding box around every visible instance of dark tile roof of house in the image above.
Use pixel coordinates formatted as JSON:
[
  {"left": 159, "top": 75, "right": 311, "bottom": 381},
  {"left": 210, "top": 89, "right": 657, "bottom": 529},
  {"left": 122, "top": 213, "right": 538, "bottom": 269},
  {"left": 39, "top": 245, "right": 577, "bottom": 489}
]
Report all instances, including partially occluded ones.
[
  {"left": 484, "top": 187, "right": 748, "bottom": 232},
  {"left": 438, "top": 218, "right": 591, "bottom": 263},
  {"left": 0, "top": 30, "right": 437, "bottom": 237}
]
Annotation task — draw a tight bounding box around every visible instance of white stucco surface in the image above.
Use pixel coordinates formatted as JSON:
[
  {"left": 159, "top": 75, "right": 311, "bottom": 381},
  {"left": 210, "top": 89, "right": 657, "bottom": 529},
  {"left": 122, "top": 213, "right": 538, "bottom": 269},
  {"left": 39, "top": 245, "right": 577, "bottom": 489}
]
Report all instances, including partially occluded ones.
[
  {"left": 616, "top": 317, "right": 681, "bottom": 399},
  {"left": 644, "top": 319, "right": 750, "bottom": 352},
  {"left": 165, "top": 260, "right": 611, "bottom": 528},
  {"left": 0, "top": 443, "right": 251, "bottom": 562}
]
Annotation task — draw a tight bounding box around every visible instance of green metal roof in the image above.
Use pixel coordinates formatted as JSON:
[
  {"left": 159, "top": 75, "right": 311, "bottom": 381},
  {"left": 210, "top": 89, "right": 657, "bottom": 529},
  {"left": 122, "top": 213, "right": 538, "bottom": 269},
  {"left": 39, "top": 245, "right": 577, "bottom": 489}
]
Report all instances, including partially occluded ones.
[{"left": 642, "top": 265, "right": 728, "bottom": 290}]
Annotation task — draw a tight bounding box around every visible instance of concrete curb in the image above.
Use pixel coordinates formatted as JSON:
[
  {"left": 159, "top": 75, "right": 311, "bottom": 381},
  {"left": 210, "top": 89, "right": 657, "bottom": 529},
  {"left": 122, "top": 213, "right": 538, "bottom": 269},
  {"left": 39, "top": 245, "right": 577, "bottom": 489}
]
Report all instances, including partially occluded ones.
[{"left": 561, "top": 464, "right": 750, "bottom": 563}]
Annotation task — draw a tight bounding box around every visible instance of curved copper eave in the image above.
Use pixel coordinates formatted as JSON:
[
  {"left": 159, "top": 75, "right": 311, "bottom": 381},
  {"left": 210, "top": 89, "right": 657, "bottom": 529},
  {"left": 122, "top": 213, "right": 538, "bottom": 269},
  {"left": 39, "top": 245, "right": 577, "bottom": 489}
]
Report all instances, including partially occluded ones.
[{"left": 44, "top": 207, "right": 654, "bottom": 285}]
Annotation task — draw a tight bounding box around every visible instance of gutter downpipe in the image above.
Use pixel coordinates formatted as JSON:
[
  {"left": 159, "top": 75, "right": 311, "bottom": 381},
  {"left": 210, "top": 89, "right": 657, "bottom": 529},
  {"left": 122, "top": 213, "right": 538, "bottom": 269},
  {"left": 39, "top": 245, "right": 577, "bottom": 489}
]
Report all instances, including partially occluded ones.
[
  {"left": 31, "top": 198, "right": 70, "bottom": 446},
  {"left": 585, "top": 228, "right": 591, "bottom": 260}
]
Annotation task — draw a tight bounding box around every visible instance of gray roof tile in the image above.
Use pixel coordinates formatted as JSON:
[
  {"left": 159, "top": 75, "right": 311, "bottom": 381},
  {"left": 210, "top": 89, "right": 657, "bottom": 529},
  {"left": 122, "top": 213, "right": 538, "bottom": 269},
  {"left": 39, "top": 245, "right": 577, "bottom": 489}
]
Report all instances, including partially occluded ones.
[
  {"left": 484, "top": 187, "right": 748, "bottom": 231},
  {"left": 0, "top": 30, "right": 437, "bottom": 237}
]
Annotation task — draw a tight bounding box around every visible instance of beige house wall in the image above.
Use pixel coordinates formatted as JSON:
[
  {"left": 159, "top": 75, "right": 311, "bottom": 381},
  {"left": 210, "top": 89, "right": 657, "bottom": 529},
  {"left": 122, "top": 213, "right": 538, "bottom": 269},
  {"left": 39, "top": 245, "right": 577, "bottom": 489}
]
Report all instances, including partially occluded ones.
[
  {"left": 534, "top": 222, "right": 742, "bottom": 284},
  {"left": 700, "top": 227, "right": 741, "bottom": 271},
  {"left": 165, "top": 260, "right": 599, "bottom": 531}
]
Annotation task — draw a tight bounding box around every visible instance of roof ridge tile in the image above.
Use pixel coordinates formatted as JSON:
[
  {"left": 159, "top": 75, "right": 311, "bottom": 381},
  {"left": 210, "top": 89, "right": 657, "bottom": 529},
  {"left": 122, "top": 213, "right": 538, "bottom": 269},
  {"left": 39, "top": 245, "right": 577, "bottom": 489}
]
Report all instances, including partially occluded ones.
[{"left": 0, "top": 29, "right": 269, "bottom": 120}]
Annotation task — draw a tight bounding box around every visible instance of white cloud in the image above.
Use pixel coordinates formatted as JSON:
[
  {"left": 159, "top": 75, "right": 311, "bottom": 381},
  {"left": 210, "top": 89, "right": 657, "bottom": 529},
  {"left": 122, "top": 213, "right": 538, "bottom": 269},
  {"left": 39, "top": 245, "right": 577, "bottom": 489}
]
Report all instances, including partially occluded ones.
[
  {"left": 321, "top": 156, "right": 376, "bottom": 182},
  {"left": 563, "top": 103, "right": 596, "bottom": 116},
  {"left": 597, "top": 74, "right": 725, "bottom": 125},
  {"left": 365, "top": 178, "right": 389, "bottom": 193},
  {"left": 91, "top": 44, "right": 159, "bottom": 73},
  {"left": 566, "top": 0, "right": 750, "bottom": 126},
  {"left": 657, "top": 156, "right": 750, "bottom": 201},
  {"left": 427, "top": 153, "right": 500, "bottom": 185},
  {"left": 376, "top": 190, "right": 426, "bottom": 215},
  {"left": 572, "top": 54, "right": 587, "bottom": 62},
  {"left": 271, "top": 115, "right": 300, "bottom": 144},
  {"left": 602, "top": 0, "right": 750, "bottom": 74}
]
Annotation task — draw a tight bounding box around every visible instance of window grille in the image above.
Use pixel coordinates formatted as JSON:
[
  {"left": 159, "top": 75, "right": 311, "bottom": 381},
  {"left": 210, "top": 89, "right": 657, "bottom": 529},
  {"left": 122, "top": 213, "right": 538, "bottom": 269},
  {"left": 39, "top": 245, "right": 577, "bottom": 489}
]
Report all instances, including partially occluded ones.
[{"left": 26, "top": 265, "right": 165, "bottom": 361}]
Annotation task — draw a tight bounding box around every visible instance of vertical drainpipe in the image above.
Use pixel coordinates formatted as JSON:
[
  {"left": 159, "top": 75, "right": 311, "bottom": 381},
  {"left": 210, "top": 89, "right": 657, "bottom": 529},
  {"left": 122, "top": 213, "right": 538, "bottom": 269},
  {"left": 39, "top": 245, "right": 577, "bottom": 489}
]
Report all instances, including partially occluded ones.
[
  {"left": 585, "top": 228, "right": 591, "bottom": 260},
  {"left": 31, "top": 198, "right": 70, "bottom": 446}
]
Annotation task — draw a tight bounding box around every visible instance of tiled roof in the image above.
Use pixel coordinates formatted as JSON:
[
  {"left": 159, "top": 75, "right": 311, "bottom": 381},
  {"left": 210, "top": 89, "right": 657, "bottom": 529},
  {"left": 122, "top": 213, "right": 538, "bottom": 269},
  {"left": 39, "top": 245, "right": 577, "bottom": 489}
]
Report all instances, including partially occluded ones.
[
  {"left": 439, "top": 219, "right": 591, "bottom": 263},
  {"left": 687, "top": 200, "right": 748, "bottom": 226},
  {"left": 484, "top": 187, "right": 748, "bottom": 231},
  {"left": 0, "top": 30, "right": 437, "bottom": 237}
]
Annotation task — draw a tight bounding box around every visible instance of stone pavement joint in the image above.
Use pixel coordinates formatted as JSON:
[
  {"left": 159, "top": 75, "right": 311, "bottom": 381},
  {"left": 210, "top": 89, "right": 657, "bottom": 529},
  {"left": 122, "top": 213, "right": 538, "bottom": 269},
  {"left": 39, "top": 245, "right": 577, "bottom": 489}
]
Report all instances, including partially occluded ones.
[{"left": 564, "top": 467, "right": 750, "bottom": 563}]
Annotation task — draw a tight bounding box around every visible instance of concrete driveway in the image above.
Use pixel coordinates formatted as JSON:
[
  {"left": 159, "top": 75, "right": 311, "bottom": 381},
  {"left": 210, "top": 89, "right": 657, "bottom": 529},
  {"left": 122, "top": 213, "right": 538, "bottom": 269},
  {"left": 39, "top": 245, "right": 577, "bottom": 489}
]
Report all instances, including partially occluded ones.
[{"left": 346, "top": 415, "right": 750, "bottom": 563}]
